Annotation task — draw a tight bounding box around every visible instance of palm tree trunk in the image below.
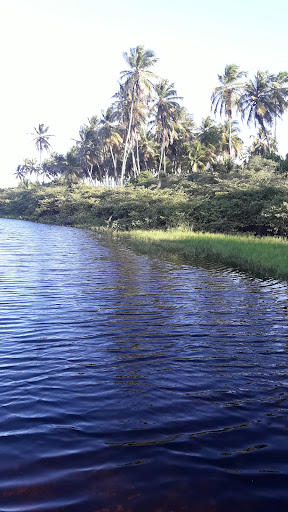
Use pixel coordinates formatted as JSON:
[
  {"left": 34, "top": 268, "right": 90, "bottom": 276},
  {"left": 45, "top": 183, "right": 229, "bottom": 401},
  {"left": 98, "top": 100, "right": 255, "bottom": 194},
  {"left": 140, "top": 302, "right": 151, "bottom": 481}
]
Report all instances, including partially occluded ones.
[
  {"left": 125, "top": 145, "right": 132, "bottom": 177},
  {"left": 36, "top": 147, "right": 42, "bottom": 184},
  {"left": 110, "top": 146, "right": 118, "bottom": 182},
  {"left": 158, "top": 143, "right": 164, "bottom": 173},
  {"left": 94, "top": 159, "right": 102, "bottom": 183},
  {"left": 172, "top": 157, "right": 176, "bottom": 174},
  {"left": 115, "top": 156, "right": 118, "bottom": 185},
  {"left": 261, "top": 121, "right": 271, "bottom": 153},
  {"left": 136, "top": 135, "right": 141, "bottom": 174},
  {"left": 88, "top": 164, "right": 94, "bottom": 185},
  {"left": 164, "top": 149, "right": 166, "bottom": 174},
  {"left": 131, "top": 146, "right": 138, "bottom": 177},
  {"left": 131, "top": 132, "right": 138, "bottom": 176},
  {"left": 121, "top": 89, "right": 135, "bottom": 186},
  {"left": 228, "top": 115, "right": 232, "bottom": 158}
]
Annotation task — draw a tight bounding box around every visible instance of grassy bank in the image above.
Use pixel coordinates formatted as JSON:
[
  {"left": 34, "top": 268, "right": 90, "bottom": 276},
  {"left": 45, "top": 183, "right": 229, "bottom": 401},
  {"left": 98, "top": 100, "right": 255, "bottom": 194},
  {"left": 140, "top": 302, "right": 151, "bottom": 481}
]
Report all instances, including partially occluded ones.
[
  {"left": 1, "top": 185, "right": 288, "bottom": 280},
  {"left": 113, "top": 229, "right": 288, "bottom": 281}
]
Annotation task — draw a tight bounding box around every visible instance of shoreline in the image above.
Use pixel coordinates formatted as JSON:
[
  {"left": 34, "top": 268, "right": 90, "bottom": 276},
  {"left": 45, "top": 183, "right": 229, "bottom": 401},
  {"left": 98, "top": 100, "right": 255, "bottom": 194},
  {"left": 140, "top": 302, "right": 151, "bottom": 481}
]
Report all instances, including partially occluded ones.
[
  {"left": 2, "top": 215, "right": 288, "bottom": 281},
  {"left": 109, "top": 229, "right": 288, "bottom": 282}
]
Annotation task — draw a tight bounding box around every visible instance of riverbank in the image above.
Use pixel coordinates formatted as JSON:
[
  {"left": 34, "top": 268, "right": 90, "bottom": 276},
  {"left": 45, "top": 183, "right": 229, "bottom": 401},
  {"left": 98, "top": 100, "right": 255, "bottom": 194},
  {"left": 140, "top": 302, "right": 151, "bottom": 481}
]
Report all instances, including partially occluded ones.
[
  {"left": 1, "top": 155, "right": 288, "bottom": 280},
  {"left": 1, "top": 156, "right": 288, "bottom": 236},
  {"left": 111, "top": 229, "right": 288, "bottom": 281}
]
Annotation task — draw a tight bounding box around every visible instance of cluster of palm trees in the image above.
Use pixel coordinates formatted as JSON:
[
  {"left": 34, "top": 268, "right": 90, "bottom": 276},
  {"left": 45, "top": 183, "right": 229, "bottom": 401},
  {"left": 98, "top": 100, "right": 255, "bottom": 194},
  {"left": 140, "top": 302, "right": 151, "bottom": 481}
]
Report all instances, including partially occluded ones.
[
  {"left": 15, "top": 47, "right": 288, "bottom": 186},
  {"left": 211, "top": 65, "right": 288, "bottom": 156}
]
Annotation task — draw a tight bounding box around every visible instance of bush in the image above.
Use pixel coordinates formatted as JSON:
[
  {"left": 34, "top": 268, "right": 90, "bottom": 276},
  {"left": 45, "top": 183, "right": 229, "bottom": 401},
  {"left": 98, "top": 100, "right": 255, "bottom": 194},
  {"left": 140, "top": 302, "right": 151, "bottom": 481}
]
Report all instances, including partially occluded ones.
[{"left": 1, "top": 156, "right": 288, "bottom": 236}]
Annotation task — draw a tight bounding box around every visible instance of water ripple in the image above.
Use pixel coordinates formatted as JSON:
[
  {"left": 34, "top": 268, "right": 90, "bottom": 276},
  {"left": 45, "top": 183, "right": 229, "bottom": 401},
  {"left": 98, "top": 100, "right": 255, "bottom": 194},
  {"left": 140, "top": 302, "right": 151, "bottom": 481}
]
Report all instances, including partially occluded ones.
[{"left": 0, "top": 218, "right": 288, "bottom": 511}]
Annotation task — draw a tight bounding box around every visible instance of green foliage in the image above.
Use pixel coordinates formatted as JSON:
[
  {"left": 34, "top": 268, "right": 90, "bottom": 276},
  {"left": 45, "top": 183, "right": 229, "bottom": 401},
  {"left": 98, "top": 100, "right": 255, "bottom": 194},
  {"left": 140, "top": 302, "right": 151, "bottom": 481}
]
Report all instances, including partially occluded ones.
[
  {"left": 2, "top": 157, "right": 288, "bottom": 238},
  {"left": 128, "top": 171, "right": 158, "bottom": 188},
  {"left": 280, "top": 158, "right": 288, "bottom": 174},
  {"left": 246, "top": 155, "right": 278, "bottom": 171},
  {"left": 262, "top": 153, "right": 288, "bottom": 174}
]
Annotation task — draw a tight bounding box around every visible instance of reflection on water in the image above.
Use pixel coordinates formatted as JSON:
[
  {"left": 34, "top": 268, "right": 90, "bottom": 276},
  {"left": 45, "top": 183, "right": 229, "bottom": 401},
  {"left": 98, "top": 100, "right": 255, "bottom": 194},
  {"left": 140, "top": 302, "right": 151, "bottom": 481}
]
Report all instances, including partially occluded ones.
[{"left": 0, "top": 218, "right": 288, "bottom": 512}]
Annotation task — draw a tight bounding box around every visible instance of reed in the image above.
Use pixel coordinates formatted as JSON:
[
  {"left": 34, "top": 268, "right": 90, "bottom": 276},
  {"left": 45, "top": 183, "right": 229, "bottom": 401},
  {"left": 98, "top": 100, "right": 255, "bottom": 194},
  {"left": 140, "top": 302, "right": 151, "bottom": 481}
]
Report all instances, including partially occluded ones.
[{"left": 114, "top": 229, "right": 288, "bottom": 281}]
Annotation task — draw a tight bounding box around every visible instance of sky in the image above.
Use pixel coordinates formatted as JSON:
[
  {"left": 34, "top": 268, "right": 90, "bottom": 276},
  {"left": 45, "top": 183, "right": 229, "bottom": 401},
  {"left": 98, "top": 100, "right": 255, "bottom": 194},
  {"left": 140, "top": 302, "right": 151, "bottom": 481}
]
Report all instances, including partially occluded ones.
[{"left": 1, "top": 0, "right": 288, "bottom": 188}]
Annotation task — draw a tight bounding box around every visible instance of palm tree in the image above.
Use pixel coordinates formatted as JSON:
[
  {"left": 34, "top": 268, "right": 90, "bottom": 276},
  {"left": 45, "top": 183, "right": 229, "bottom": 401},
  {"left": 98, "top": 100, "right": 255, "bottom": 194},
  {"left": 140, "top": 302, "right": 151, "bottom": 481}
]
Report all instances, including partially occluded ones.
[
  {"left": 16, "top": 158, "right": 39, "bottom": 183},
  {"left": 138, "top": 130, "right": 158, "bottom": 171},
  {"left": 152, "top": 79, "right": 182, "bottom": 173},
  {"left": 112, "top": 82, "right": 131, "bottom": 128},
  {"left": 41, "top": 153, "right": 69, "bottom": 183},
  {"left": 14, "top": 164, "right": 27, "bottom": 182},
  {"left": 174, "top": 107, "right": 195, "bottom": 145},
  {"left": 189, "top": 141, "right": 211, "bottom": 172},
  {"left": 270, "top": 72, "right": 288, "bottom": 143},
  {"left": 198, "top": 116, "right": 223, "bottom": 158},
  {"left": 99, "top": 107, "right": 123, "bottom": 183},
  {"left": 240, "top": 71, "right": 276, "bottom": 152},
  {"left": 113, "top": 83, "right": 147, "bottom": 178},
  {"left": 32, "top": 124, "right": 54, "bottom": 168},
  {"left": 211, "top": 64, "right": 247, "bottom": 157},
  {"left": 120, "top": 45, "right": 158, "bottom": 184},
  {"left": 220, "top": 120, "right": 244, "bottom": 160},
  {"left": 64, "top": 147, "right": 82, "bottom": 186},
  {"left": 249, "top": 129, "right": 277, "bottom": 157},
  {"left": 75, "top": 117, "right": 102, "bottom": 184},
  {"left": 167, "top": 108, "right": 195, "bottom": 174}
]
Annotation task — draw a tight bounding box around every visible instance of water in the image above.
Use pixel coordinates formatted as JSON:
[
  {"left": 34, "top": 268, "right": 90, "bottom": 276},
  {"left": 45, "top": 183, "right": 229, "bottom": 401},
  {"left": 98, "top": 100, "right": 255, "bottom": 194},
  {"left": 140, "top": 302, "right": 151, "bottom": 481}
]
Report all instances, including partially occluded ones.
[{"left": 0, "top": 218, "right": 288, "bottom": 512}]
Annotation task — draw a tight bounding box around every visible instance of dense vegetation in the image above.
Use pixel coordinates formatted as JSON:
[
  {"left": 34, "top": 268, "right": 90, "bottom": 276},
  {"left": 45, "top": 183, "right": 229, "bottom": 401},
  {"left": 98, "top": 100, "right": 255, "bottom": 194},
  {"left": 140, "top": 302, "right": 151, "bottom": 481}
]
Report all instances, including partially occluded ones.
[
  {"left": 14, "top": 46, "right": 288, "bottom": 188},
  {"left": 2, "top": 156, "right": 288, "bottom": 239}
]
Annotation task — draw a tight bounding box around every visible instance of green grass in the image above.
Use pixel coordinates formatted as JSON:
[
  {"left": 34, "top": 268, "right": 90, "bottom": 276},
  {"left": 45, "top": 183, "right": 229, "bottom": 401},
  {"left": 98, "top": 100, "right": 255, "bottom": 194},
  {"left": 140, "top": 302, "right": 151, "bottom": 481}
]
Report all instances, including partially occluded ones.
[{"left": 114, "top": 229, "right": 288, "bottom": 281}]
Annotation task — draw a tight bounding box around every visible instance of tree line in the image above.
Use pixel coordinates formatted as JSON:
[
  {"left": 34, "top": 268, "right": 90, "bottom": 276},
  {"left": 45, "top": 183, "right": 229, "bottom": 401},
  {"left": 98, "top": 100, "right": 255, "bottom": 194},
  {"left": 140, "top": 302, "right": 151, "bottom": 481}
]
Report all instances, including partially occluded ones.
[{"left": 15, "top": 46, "right": 288, "bottom": 187}]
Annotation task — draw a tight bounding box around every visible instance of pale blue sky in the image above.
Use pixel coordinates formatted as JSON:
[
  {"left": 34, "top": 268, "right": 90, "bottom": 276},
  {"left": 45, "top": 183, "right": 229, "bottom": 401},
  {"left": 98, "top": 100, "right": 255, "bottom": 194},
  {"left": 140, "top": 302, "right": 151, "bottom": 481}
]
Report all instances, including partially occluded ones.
[{"left": 1, "top": 0, "right": 287, "bottom": 187}]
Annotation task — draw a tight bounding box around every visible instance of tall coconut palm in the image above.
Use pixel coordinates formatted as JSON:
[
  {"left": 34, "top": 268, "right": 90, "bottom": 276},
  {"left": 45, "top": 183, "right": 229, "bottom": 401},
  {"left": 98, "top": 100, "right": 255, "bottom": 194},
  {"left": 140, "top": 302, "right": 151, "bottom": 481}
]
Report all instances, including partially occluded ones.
[
  {"left": 152, "top": 79, "right": 182, "bottom": 173},
  {"left": 120, "top": 45, "right": 158, "bottom": 184},
  {"left": 211, "top": 64, "right": 247, "bottom": 157},
  {"left": 32, "top": 124, "right": 54, "bottom": 168},
  {"left": 240, "top": 71, "right": 276, "bottom": 152},
  {"left": 113, "top": 83, "right": 147, "bottom": 178}
]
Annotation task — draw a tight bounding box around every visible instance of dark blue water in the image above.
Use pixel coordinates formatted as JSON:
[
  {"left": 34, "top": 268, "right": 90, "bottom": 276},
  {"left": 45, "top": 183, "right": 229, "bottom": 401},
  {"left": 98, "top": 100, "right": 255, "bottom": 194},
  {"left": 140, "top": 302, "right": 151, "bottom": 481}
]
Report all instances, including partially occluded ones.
[{"left": 0, "top": 218, "right": 288, "bottom": 512}]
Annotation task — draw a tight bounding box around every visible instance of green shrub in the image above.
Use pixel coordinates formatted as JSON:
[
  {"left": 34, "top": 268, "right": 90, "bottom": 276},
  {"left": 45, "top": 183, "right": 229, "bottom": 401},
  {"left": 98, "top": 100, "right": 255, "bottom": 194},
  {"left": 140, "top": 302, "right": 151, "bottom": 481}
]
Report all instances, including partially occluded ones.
[{"left": 1, "top": 156, "right": 288, "bottom": 237}]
